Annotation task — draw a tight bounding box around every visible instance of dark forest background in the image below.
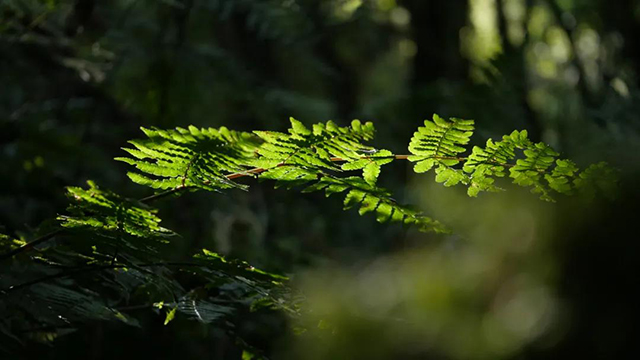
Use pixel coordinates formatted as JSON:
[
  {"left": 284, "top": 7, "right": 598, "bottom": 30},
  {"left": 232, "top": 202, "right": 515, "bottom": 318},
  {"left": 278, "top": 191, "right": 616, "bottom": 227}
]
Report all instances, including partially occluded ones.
[{"left": 1, "top": 0, "right": 640, "bottom": 359}]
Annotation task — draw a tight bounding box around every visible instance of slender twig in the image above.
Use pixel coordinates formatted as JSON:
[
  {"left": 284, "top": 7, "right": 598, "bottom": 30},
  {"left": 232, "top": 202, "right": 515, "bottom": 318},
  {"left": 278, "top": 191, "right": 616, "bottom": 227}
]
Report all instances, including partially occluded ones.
[{"left": 226, "top": 166, "right": 271, "bottom": 180}]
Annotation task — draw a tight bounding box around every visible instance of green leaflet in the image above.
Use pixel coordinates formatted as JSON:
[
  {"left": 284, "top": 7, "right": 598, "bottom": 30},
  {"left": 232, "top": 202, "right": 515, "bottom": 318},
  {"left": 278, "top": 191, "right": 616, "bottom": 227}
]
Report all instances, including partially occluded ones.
[
  {"left": 509, "top": 142, "right": 559, "bottom": 201},
  {"left": 258, "top": 165, "right": 319, "bottom": 189},
  {"left": 341, "top": 149, "right": 395, "bottom": 185},
  {"left": 117, "top": 125, "right": 260, "bottom": 192},
  {"left": 164, "top": 307, "right": 177, "bottom": 325},
  {"left": 407, "top": 115, "right": 474, "bottom": 191},
  {"left": 408, "top": 114, "right": 474, "bottom": 172},
  {"left": 435, "top": 167, "right": 468, "bottom": 187},
  {"left": 463, "top": 130, "right": 527, "bottom": 196},
  {"left": 545, "top": 159, "right": 579, "bottom": 195}
]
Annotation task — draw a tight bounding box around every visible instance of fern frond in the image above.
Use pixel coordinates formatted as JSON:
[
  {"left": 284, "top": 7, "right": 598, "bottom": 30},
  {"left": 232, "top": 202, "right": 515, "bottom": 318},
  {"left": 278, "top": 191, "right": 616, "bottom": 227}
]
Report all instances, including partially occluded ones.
[
  {"left": 111, "top": 116, "right": 617, "bottom": 235},
  {"left": 117, "top": 126, "right": 260, "bottom": 192},
  {"left": 408, "top": 114, "right": 474, "bottom": 173},
  {"left": 341, "top": 149, "right": 395, "bottom": 185}
]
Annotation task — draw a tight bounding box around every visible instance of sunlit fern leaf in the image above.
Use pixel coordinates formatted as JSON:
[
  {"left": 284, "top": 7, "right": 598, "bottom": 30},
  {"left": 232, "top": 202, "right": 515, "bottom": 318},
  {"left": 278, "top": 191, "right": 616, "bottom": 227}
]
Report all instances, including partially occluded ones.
[
  {"left": 509, "top": 142, "right": 559, "bottom": 201},
  {"left": 253, "top": 118, "right": 377, "bottom": 170},
  {"left": 258, "top": 165, "right": 319, "bottom": 189},
  {"left": 116, "top": 126, "right": 260, "bottom": 192},
  {"left": 434, "top": 166, "right": 469, "bottom": 187},
  {"left": 545, "top": 159, "right": 579, "bottom": 195},
  {"left": 463, "top": 130, "right": 528, "bottom": 196},
  {"left": 408, "top": 114, "right": 474, "bottom": 173},
  {"left": 341, "top": 149, "right": 395, "bottom": 185},
  {"left": 58, "top": 181, "right": 174, "bottom": 260},
  {"left": 302, "top": 176, "right": 448, "bottom": 233}
]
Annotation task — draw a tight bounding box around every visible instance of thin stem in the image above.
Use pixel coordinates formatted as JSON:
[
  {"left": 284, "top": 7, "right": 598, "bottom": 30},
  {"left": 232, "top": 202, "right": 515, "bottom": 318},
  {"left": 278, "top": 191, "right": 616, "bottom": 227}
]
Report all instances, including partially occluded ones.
[{"left": 226, "top": 166, "right": 270, "bottom": 180}]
